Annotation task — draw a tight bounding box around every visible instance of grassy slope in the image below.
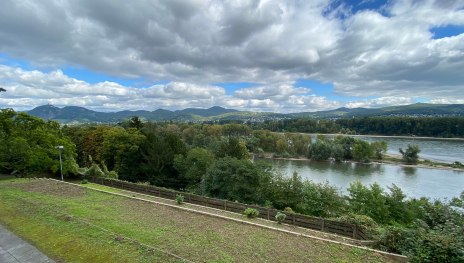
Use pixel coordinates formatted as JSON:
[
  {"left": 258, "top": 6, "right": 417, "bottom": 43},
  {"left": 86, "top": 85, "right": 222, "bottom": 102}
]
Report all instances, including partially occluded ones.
[{"left": 0, "top": 179, "right": 396, "bottom": 263}]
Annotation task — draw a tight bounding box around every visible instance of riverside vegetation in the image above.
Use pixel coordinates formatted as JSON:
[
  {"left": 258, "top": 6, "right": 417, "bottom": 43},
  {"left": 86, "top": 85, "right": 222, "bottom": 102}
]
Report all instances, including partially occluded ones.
[{"left": 1, "top": 109, "right": 464, "bottom": 262}]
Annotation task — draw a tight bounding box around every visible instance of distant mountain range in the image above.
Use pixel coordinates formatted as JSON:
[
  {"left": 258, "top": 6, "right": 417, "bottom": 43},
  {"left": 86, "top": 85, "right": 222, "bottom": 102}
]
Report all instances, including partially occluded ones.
[{"left": 26, "top": 103, "right": 464, "bottom": 123}]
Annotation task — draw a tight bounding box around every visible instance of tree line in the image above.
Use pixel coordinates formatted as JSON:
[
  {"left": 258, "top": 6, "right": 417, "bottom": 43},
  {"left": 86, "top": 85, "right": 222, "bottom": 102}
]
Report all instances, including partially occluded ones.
[{"left": 252, "top": 116, "right": 464, "bottom": 137}]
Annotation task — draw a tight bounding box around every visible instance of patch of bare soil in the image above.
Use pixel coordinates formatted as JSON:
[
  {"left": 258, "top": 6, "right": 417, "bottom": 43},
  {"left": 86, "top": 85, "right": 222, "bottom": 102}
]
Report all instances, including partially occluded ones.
[{"left": 13, "top": 179, "right": 85, "bottom": 197}]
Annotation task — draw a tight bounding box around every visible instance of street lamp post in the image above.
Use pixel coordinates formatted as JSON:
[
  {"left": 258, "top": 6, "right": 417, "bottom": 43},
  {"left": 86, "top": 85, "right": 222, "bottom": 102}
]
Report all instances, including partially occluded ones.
[{"left": 57, "top": 146, "right": 64, "bottom": 181}]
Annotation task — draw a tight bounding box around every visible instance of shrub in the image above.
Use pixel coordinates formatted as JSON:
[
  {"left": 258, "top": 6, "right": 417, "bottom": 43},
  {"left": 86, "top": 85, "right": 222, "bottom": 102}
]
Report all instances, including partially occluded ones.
[
  {"left": 81, "top": 179, "right": 89, "bottom": 184},
  {"left": 84, "top": 163, "right": 104, "bottom": 178},
  {"left": 243, "top": 208, "right": 259, "bottom": 219},
  {"left": 275, "top": 212, "right": 287, "bottom": 224},
  {"left": 283, "top": 207, "right": 295, "bottom": 214},
  {"left": 264, "top": 200, "right": 273, "bottom": 208},
  {"left": 336, "top": 214, "right": 379, "bottom": 239},
  {"left": 176, "top": 194, "right": 184, "bottom": 205},
  {"left": 399, "top": 144, "right": 420, "bottom": 164},
  {"left": 452, "top": 161, "right": 464, "bottom": 168}
]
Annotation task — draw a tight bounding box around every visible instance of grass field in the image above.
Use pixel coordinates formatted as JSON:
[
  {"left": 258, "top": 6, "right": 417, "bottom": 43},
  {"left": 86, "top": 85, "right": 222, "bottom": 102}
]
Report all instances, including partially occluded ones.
[{"left": 0, "top": 178, "right": 399, "bottom": 262}]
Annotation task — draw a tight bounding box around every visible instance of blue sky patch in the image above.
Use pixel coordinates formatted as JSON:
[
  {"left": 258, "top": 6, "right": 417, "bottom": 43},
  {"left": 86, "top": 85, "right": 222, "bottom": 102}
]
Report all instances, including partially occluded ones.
[
  {"left": 430, "top": 25, "right": 464, "bottom": 39},
  {"left": 295, "top": 79, "right": 360, "bottom": 102},
  {"left": 0, "top": 53, "right": 35, "bottom": 71},
  {"left": 62, "top": 67, "right": 147, "bottom": 87}
]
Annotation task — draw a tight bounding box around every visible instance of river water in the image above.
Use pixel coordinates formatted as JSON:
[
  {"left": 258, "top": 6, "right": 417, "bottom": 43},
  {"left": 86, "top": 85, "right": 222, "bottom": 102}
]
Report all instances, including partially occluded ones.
[{"left": 259, "top": 158, "right": 464, "bottom": 200}]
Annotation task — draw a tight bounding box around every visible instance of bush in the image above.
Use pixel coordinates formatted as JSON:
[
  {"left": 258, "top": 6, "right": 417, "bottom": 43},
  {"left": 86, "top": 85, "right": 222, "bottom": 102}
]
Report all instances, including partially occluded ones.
[
  {"left": 264, "top": 200, "right": 273, "bottom": 208},
  {"left": 275, "top": 212, "right": 287, "bottom": 224},
  {"left": 399, "top": 144, "right": 420, "bottom": 164},
  {"left": 243, "top": 208, "right": 259, "bottom": 219},
  {"left": 84, "top": 163, "right": 104, "bottom": 178},
  {"left": 176, "top": 194, "right": 184, "bottom": 205},
  {"left": 336, "top": 214, "right": 379, "bottom": 239},
  {"left": 283, "top": 207, "right": 295, "bottom": 214},
  {"left": 81, "top": 179, "right": 89, "bottom": 184}
]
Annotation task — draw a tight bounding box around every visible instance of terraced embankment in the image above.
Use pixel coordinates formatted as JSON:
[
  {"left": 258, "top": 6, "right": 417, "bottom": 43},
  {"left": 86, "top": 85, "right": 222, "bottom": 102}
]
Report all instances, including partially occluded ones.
[{"left": 0, "top": 178, "right": 403, "bottom": 262}]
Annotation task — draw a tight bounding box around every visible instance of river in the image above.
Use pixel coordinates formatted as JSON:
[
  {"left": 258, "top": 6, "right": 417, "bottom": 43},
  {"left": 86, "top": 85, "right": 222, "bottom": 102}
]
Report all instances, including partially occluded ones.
[{"left": 259, "top": 158, "right": 464, "bottom": 200}]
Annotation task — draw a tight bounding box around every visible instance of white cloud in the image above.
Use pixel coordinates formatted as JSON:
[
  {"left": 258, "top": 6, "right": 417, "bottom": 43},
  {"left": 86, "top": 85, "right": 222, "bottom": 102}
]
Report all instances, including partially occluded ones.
[
  {"left": 345, "top": 96, "right": 414, "bottom": 108},
  {"left": 0, "top": 64, "right": 344, "bottom": 113},
  {"left": 0, "top": 0, "right": 463, "bottom": 111}
]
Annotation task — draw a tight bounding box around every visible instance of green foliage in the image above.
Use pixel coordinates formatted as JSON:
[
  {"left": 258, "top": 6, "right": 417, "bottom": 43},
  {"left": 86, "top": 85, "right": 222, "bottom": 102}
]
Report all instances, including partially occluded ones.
[
  {"left": 399, "top": 144, "right": 421, "bottom": 164},
  {"left": 174, "top": 147, "right": 215, "bottom": 193},
  {"left": 336, "top": 214, "right": 379, "bottom": 239},
  {"left": 203, "top": 157, "right": 272, "bottom": 204},
  {"left": 452, "top": 161, "right": 464, "bottom": 168},
  {"left": 0, "top": 109, "right": 78, "bottom": 176},
  {"left": 243, "top": 208, "right": 259, "bottom": 219},
  {"left": 352, "top": 140, "right": 373, "bottom": 163},
  {"left": 297, "top": 181, "right": 344, "bottom": 217},
  {"left": 216, "top": 137, "right": 250, "bottom": 160},
  {"left": 336, "top": 116, "right": 464, "bottom": 138},
  {"left": 137, "top": 125, "right": 187, "bottom": 188},
  {"left": 264, "top": 200, "right": 273, "bottom": 208},
  {"left": 84, "top": 163, "right": 105, "bottom": 178},
  {"left": 370, "top": 141, "right": 387, "bottom": 160},
  {"left": 283, "top": 207, "right": 295, "bottom": 214},
  {"left": 347, "top": 181, "right": 389, "bottom": 224},
  {"left": 81, "top": 179, "right": 89, "bottom": 184},
  {"left": 308, "top": 141, "right": 332, "bottom": 161},
  {"left": 275, "top": 212, "right": 286, "bottom": 224},
  {"left": 176, "top": 194, "right": 185, "bottom": 205}
]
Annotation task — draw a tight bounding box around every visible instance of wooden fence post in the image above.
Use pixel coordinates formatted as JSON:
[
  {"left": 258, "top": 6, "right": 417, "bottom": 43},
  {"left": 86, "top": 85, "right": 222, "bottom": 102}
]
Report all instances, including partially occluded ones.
[
  {"left": 224, "top": 200, "right": 227, "bottom": 211},
  {"left": 352, "top": 224, "right": 357, "bottom": 239},
  {"left": 321, "top": 220, "right": 325, "bottom": 231},
  {"left": 267, "top": 209, "right": 270, "bottom": 220}
]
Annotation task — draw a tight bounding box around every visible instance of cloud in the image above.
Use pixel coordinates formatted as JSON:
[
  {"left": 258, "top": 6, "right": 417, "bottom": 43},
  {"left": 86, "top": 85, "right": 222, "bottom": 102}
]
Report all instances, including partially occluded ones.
[
  {"left": 0, "top": 0, "right": 462, "bottom": 111},
  {"left": 314, "top": 1, "right": 464, "bottom": 99},
  {"left": 345, "top": 96, "right": 414, "bottom": 108},
  {"left": 0, "top": 64, "right": 345, "bottom": 113}
]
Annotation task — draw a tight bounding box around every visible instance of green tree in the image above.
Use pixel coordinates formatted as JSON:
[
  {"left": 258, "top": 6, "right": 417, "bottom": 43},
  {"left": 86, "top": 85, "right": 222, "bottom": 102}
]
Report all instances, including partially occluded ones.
[
  {"left": 138, "top": 126, "right": 187, "bottom": 188},
  {"left": 308, "top": 141, "right": 332, "bottom": 161},
  {"left": 203, "top": 157, "right": 271, "bottom": 204},
  {"left": 347, "top": 181, "right": 390, "bottom": 224},
  {"left": 399, "top": 144, "right": 420, "bottom": 164},
  {"left": 216, "top": 137, "right": 250, "bottom": 160},
  {"left": 0, "top": 110, "right": 77, "bottom": 176},
  {"left": 352, "top": 140, "right": 373, "bottom": 163},
  {"left": 297, "top": 181, "right": 344, "bottom": 217},
  {"left": 101, "top": 127, "right": 145, "bottom": 174},
  {"left": 174, "top": 147, "right": 215, "bottom": 193},
  {"left": 371, "top": 141, "right": 387, "bottom": 160},
  {"left": 334, "top": 136, "right": 356, "bottom": 160}
]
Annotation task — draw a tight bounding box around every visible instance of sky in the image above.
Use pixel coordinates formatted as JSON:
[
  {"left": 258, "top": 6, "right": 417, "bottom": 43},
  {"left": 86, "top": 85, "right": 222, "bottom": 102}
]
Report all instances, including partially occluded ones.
[{"left": 0, "top": 0, "right": 463, "bottom": 113}]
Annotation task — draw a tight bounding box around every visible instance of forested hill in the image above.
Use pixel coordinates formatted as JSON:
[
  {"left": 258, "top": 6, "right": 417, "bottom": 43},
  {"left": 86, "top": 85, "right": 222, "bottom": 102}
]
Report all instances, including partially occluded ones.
[
  {"left": 289, "top": 103, "right": 464, "bottom": 118},
  {"left": 25, "top": 103, "right": 464, "bottom": 123}
]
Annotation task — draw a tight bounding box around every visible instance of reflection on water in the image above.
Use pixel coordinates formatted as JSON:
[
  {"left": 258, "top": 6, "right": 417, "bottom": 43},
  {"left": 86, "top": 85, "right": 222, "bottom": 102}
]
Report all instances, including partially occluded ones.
[
  {"left": 402, "top": 166, "right": 417, "bottom": 176},
  {"left": 259, "top": 158, "right": 464, "bottom": 200}
]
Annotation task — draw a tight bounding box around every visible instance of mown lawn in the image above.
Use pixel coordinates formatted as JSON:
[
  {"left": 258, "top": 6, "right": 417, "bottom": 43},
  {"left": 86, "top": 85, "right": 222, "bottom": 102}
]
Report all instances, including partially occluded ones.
[{"left": 0, "top": 179, "right": 398, "bottom": 262}]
